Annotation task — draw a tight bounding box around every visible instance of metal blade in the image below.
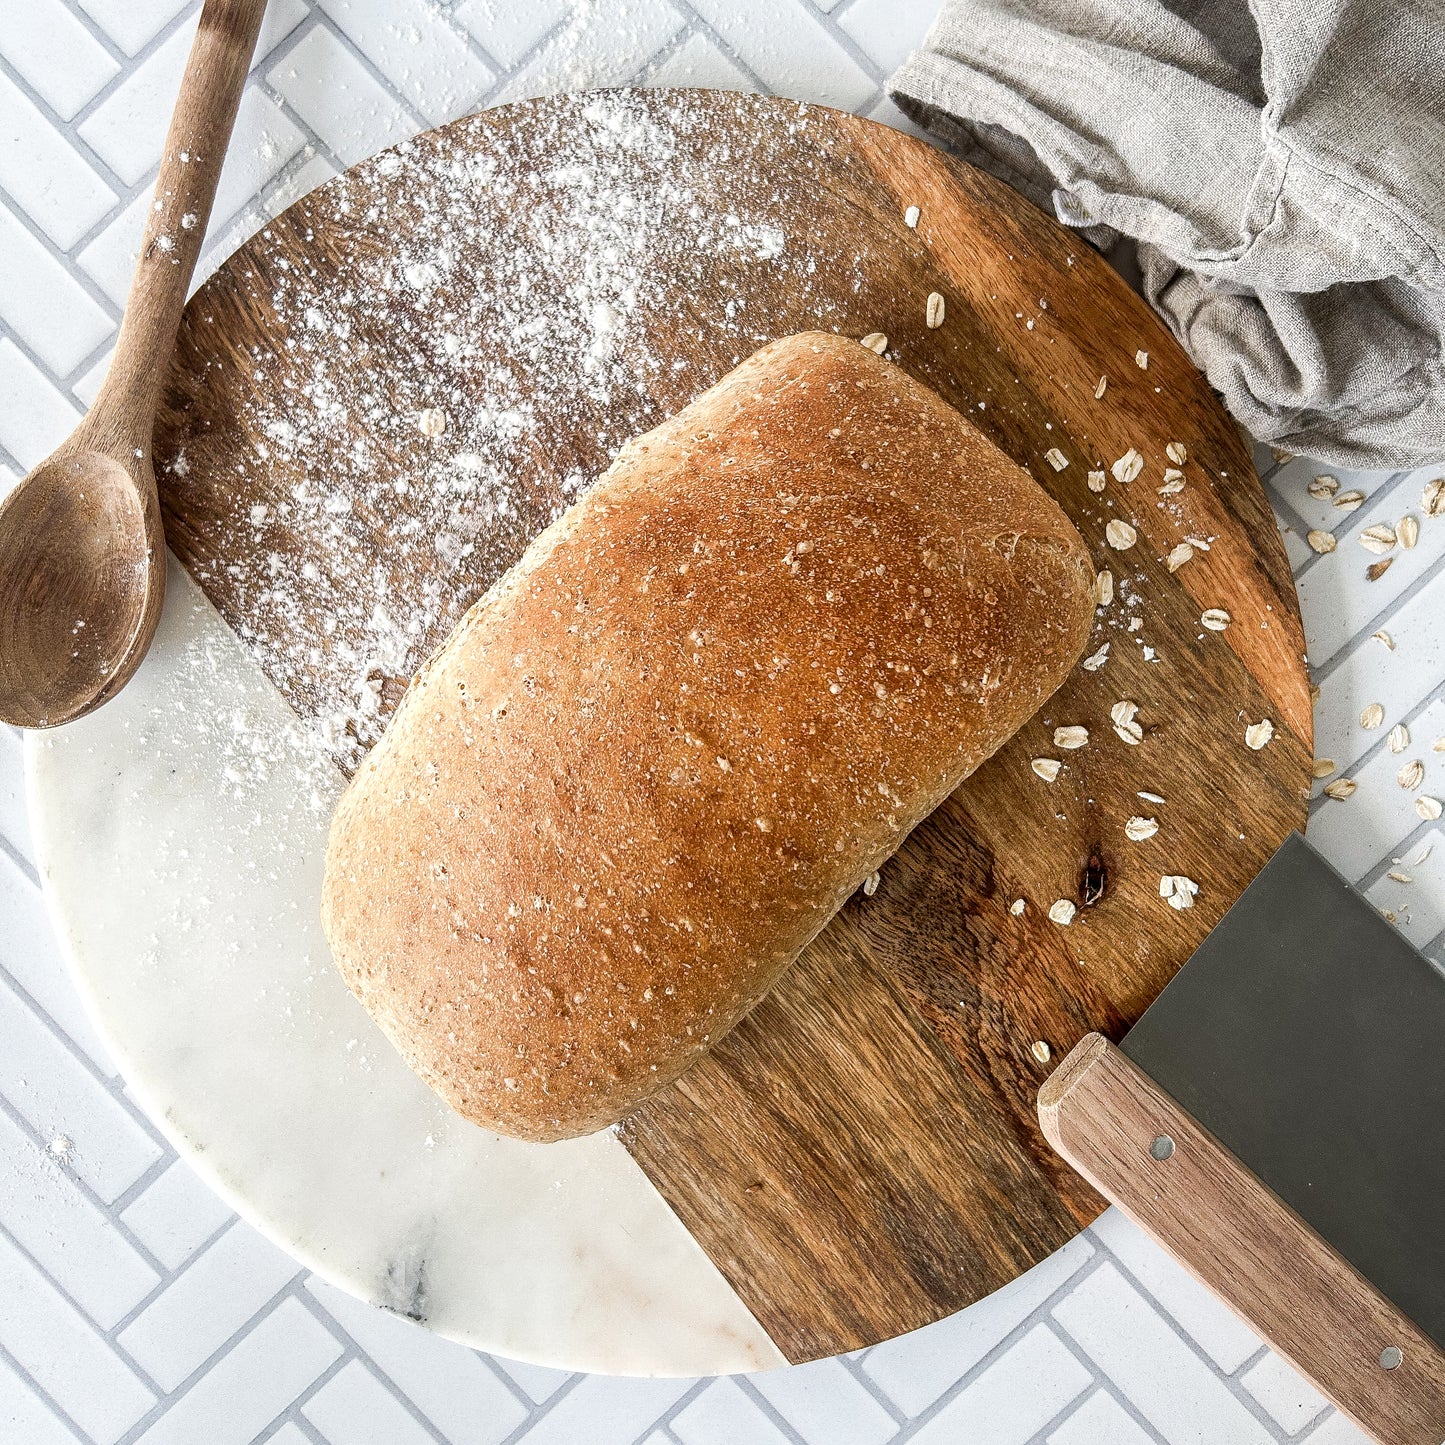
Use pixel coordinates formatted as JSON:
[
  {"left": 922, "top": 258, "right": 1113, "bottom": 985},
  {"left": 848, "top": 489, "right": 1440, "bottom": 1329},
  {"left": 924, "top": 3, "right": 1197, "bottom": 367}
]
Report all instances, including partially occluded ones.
[{"left": 1122, "top": 832, "right": 1445, "bottom": 1348}]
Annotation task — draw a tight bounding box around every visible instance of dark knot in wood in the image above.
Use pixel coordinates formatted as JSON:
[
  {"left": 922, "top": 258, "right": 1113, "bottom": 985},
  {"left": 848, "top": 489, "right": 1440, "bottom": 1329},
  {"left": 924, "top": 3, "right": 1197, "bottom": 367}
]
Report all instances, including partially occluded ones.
[{"left": 1080, "top": 850, "right": 1108, "bottom": 907}]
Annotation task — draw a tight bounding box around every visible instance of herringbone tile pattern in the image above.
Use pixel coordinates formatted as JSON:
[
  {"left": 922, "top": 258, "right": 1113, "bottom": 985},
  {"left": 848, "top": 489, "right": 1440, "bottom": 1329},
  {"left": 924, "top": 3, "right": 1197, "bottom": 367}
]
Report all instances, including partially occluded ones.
[{"left": 2, "top": 4, "right": 1441, "bottom": 1441}]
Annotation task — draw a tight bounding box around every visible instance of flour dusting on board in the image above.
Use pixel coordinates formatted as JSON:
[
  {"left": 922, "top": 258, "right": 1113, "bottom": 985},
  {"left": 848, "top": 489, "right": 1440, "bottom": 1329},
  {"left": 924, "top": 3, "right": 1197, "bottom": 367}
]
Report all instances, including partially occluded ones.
[{"left": 168, "top": 90, "right": 851, "bottom": 771}]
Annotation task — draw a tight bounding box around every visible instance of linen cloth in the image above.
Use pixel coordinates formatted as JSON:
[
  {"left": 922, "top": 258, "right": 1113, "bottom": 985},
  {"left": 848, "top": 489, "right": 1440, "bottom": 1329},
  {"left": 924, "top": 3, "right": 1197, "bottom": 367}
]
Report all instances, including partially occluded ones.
[{"left": 890, "top": 0, "right": 1445, "bottom": 468}]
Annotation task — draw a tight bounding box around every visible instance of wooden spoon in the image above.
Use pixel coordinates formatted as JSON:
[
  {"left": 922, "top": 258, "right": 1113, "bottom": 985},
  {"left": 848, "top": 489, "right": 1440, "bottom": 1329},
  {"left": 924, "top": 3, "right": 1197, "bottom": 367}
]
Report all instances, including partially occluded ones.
[{"left": 0, "top": 0, "right": 267, "bottom": 727}]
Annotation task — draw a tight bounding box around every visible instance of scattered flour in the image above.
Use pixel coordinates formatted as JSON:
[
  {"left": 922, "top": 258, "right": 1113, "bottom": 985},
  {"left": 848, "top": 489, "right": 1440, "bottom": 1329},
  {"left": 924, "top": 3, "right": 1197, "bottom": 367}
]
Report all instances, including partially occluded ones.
[{"left": 171, "top": 90, "right": 851, "bottom": 773}]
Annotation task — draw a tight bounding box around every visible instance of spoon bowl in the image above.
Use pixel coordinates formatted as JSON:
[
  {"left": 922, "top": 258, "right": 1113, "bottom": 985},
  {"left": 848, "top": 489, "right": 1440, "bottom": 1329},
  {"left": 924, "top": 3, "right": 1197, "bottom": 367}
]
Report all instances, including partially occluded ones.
[{"left": 0, "top": 453, "right": 165, "bottom": 727}]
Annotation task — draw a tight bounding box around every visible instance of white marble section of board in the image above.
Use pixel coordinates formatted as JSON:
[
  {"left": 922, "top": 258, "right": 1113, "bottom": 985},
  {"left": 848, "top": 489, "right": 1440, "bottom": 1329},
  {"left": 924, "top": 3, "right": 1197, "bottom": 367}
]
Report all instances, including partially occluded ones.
[{"left": 25, "top": 555, "right": 784, "bottom": 1377}]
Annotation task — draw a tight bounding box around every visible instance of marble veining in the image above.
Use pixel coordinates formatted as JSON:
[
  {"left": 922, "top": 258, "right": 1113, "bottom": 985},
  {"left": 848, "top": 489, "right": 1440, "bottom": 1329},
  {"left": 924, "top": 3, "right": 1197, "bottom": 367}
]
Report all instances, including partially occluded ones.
[{"left": 27, "top": 557, "right": 785, "bottom": 1376}]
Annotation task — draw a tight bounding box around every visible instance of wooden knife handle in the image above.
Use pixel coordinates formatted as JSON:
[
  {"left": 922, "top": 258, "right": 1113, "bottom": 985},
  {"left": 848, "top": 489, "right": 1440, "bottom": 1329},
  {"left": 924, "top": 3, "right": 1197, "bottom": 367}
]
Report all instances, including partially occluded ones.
[{"left": 1040, "top": 1034, "right": 1445, "bottom": 1445}]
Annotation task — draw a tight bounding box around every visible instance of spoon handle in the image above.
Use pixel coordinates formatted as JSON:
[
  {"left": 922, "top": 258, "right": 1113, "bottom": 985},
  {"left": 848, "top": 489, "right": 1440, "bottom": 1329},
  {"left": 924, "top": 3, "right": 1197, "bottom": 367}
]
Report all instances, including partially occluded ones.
[{"left": 89, "top": 0, "right": 268, "bottom": 446}]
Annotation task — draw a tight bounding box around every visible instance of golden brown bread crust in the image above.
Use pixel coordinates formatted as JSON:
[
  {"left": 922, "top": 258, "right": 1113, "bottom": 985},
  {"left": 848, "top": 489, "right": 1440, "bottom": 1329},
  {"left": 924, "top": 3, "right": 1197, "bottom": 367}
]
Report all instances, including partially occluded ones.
[{"left": 321, "top": 332, "right": 1095, "bottom": 1141}]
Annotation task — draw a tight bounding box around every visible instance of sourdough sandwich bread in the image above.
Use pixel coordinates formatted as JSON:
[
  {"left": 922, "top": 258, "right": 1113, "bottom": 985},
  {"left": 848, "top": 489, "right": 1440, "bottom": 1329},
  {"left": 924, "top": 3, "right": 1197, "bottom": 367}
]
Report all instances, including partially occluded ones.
[{"left": 322, "top": 332, "right": 1095, "bottom": 1141}]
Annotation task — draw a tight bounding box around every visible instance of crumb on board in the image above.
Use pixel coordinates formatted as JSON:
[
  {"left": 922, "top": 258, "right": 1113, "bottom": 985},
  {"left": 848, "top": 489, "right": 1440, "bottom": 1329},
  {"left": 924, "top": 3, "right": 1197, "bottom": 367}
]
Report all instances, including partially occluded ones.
[
  {"left": 1244, "top": 719, "right": 1274, "bottom": 750},
  {"left": 1159, "top": 874, "right": 1198, "bottom": 910}
]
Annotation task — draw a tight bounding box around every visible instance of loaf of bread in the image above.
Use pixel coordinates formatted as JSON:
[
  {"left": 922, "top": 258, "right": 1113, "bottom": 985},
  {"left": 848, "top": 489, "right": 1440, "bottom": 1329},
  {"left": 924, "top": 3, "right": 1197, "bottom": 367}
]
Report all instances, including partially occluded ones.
[{"left": 322, "top": 332, "right": 1095, "bottom": 1141}]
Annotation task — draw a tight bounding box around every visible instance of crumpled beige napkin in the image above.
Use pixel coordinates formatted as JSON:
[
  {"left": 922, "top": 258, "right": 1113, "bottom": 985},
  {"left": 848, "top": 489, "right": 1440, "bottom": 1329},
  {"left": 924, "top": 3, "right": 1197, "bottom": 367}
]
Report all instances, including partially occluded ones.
[{"left": 891, "top": 0, "right": 1445, "bottom": 468}]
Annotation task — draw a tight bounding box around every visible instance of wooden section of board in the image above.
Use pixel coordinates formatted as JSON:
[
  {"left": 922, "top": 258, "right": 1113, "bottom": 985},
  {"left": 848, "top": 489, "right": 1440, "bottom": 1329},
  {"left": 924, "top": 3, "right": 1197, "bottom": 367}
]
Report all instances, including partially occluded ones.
[
  {"left": 153, "top": 90, "right": 1311, "bottom": 1362},
  {"left": 1041, "top": 1036, "right": 1445, "bottom": 1445}
]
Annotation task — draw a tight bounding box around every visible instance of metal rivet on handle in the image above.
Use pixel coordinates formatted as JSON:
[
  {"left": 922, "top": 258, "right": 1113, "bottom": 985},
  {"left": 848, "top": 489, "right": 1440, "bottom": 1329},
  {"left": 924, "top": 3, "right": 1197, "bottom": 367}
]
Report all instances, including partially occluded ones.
[
  {"left": 1149, "top": 1135, "right": 1175, "bottom": 1161},
  {"left": 1380, "top": 1346, "right": 1403, "bottom": 1370}
]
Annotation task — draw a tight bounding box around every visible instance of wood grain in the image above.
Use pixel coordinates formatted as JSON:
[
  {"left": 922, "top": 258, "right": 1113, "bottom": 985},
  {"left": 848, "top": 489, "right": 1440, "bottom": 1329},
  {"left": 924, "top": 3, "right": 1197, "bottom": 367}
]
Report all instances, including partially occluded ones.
[
  {"left": 152, "top": 90, "right": 1312, "bottom": 1361},
  {"left": 0, "top": 0, "right": 266, "bottom": 728},
  {"left": 1041, "top": 1036, "right": 1445, "bottom": 1445}
]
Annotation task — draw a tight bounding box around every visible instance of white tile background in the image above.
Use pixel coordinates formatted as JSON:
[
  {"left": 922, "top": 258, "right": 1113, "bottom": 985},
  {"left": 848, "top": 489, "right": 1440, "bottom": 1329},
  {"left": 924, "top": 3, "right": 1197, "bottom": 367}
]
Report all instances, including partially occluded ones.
[{"left": 1, "top": 2, "right": 1442, "bottom": 1442}]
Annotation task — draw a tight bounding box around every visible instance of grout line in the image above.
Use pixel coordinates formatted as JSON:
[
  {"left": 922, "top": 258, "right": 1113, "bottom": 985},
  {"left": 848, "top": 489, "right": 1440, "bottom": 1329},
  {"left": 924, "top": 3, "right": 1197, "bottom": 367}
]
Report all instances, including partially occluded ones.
[
  {"left": 0, "top": 1212, "right": 168, "bottom": 1400},
  {"left": 0, "top": 825, "right": 40, "bottom": 887},
  {"left": 1034, "top": 1323, "right": 1167, "bottom": 1439},
  {"left": 1231, "top": 1342, "right": 1273, "bottom": 1380},
  {"left": 304, "top": 0, "right": 494, "bottom": 124},
  {"left": 1282, "top": 467, "right": 1413, "bottom": 590},
  {"left": 102, "top": 1214, "right": 238, "bottom": 1342},
  {"left": 1353, "top": 809, "right": 1445, "bottom": 951},
  {"left": 0, "top": 50, "right": 132, "bottom": 201},
  {"left": 1081, "top": 1380, "right": 1174, "bottom": 1445},
  {"left": 427, "top": 0, "right": 509, "bottom": 87},
  {"left": 304, "top": 9, "right": 437, "bottom": 141},
  {"left": 97, "top": 1149, "right": 174, "bottom": 1220},
  {"left": 54, "top": 0, "right": 139, "bottom": 70},
  {"left": 1082, "top": 1227, "right": 1249, "bottom": 1371},
  {"left": 0, "top": 951, "right": 177, "bottom": 1158},
  {"left": 1307, "top": 672, "right": 1445, "bottom": 816},
  {"left": 266, "top": 1283, "right": 364, "bottom": 1430},
  {"left": 0, "top": 280, "right": 120, "bottom": 398},
  {"left": 251, "top": 9, "right": 325, "bottom": 79},
  {"left": 41, "top": 8, "right": 332, "bottom": 304},
  {"left": 28, "top": 2, "right": 212, "bottom": 200},
  {"left": 634, "top": 1376, "right": 715, "bottom": 1441},
  {"left": 107, "top": 1275, "right": 344, "bottom": 1445},
  {"left": 466, "top": 1349, "right": 542, "bottom": 1416},
  {"left": 466, "top": 14, "right": 577, "bottom": 111},
  {"left": 1089, "top": 1378, "right": 1175, "bottom": 1445},
  {"left": 888, "top": 1252, "right": 1111, "bottom": 1443},
  {"left": 735, "top": 1373, "right": 816, "bottom": 1445},
  {"left": 1329, "top": 673, "right": 1445, "bottom": 809},
  {"left": 1307, "top": 540, "right": 1445, "bottom": 685},
  {"left": 1082, "top": 1229, "right": 1295, "bottom": 1440},
  {"left": 195, "top": 139, "right": 325, "bottom": 281},
  {"left": 96, "top": 1074, "right": 177, "bottom": 1162},
  {"left": 1033, "top": 1289, "right": 1176, "bottom": 1445},
  {"left": 254, "top": 82, "right": 351, "bottom": 182},
  {"left": 665, "top": 0, "right": 783, "bottom": 97},
  {"left": 1298, "top": 1410, "right": 1353, "bottom": 1443},
  {"left": 802, "top": 3, "right": 889, "bottom": 88},
  {"left": 289, "top": 1283, "right": 496, "bottom": 1445},
  {"left": 1016, "top": 1348, "right": 1130, "bottom": 1445},
  {"left": 61, "top": 328, "right": 121, "bottom": 399},
  {"left": 113, "top": 1251, "right": 307, "bottom": 1391},
  {"left": 0, "top": 172, "right": 131, "bottom": 331},
  {"left": 41, "top": 170, "right": 152, "bottom": 274},
  {"left": 455, "top": 1342, "right": 547, "bottom": 1418},
  {"left": 494, "top": 1370, "right": 589, "bottom": 1445},
  {"left": 0, "top": 959, "right": 176, "bottom": 1161},
  {"left": 632, "top": 18, "right": 707, "bottom": 87},
  {"left": 0, "top": 930, "right": 158, "bottom": 1109},
  {"left": 1266, "top": 491, "right": 1326, "bottom": 557},
  {"left": 0, "top": 1335, "right": 105, "bottom": 1445},
  {"left": 837, "top": 1350, "right": 910, "bottom": 1426},
  {"left": 271, "top": 1390, "right": 342, "bottom": 1445}
]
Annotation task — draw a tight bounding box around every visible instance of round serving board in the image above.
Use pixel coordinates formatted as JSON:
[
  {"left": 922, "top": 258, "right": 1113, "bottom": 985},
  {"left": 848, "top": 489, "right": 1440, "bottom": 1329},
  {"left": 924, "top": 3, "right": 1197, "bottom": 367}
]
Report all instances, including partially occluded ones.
[{"left": 138, "top": 88, "right": 1308, "bottom": 1364}]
